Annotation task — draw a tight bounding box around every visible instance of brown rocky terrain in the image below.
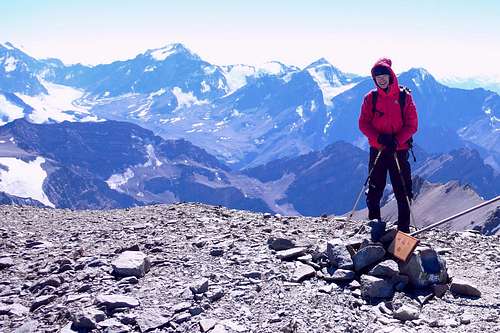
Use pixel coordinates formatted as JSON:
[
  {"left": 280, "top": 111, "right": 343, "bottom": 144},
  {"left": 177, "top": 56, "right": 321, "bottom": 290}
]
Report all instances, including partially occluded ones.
[{"left": 0, "top": 203, "right": 499, "bottom": 333}]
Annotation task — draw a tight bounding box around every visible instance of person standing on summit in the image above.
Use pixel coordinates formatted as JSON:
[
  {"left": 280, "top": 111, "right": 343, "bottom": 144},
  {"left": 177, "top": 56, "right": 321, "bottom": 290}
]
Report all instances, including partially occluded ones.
[{"left": 358, "top": 58, "right": 418, "bottom": 233}]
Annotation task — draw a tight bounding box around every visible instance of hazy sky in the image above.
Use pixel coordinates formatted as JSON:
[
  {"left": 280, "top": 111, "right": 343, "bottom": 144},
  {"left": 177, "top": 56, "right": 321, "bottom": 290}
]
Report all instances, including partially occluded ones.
[{"left": 2, "top": 0, "right": 499, "bottom": 78}]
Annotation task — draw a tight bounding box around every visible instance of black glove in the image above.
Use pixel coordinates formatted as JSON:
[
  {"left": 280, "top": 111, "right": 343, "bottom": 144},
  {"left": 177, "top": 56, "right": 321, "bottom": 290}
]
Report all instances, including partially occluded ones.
[{"left": 377, "top": 134, "right": 398, "bottom": 151}]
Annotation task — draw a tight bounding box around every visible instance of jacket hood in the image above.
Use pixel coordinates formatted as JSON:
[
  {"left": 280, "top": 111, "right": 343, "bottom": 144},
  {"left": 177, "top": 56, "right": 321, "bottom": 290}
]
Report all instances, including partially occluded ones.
[{"left": 371, "top": 58, "right": 399, "bottom": 96}]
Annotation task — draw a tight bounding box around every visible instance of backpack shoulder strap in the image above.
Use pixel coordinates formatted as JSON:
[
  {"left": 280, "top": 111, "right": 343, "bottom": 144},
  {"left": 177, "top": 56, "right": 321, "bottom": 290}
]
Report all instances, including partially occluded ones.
[
  {"left": 371, "top": 90, "right": 378, "bottom": 114},
  {"left": 398, "top": 86, "right": 411, "bottom": 119}
]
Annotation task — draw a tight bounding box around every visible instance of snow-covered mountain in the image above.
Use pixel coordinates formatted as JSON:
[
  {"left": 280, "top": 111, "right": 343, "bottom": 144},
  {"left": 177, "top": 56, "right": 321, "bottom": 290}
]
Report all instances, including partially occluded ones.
[
  {"left": 0, "top": 118, "right": 277, "bottom": 211},
  {"left": 0, "top": 41, "right": 499, "bottom": 175},
  {"left": 51, "top": 47, "right": 364, "bottom": 168},
  {"left": 0, "top": 42, "right": 47, "bottom": 95},
  {"left": 0, "top": 119, "right": 497, "bottom": 218}
]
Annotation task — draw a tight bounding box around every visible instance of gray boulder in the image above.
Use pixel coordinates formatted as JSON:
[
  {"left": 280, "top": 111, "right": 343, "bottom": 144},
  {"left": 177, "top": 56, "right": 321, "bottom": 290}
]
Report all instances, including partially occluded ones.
[
  {"left": 368, "top": 260, "right": 399, "bottom": 278},
  {"left": 30, "top": 295, "right": 57, "bottom": 312},
  {"left": 95, "top": 294, "right": 140, "bottom": 310},
  {"left": 393, "top": 305, "right": 420, "bottom": 321},
  {"left": 276, "top": 247, "right": 307, "bottom": 260},
  {"left": 352, "top": 245, "right": 386, "bottom": 272},
  {"left": 450, "top": 279, "right": 481, "bottom": 297},
  {"left": 326, "top": 239, "right": 354, "bottom": 270},
  {"left": 360, "top": 275, "right": 394, "bottom": 299},
  {"left": 12, "top": 320, "right": 39, "bottom": 333},
  {"left": 135, "top": 310, "right": 170, "bottom": 332},
  {"left": 268, "top": 237, "right": 296, "bottom": 251},
  {"left": 321, "top": 268, "right": 355, "bottom": 282},
  {"left": 0, "top": 257, "right": 14, "bottom": 269},
  {"left": 200, "top": 319, "right": 217, "bottom": 332},
  {"left": 72, "top": 307, "right": 106, "bottom": 330},
  {"left": 0, "top": 303, "right": 29, "bottom": 316},
  {"left": 190, "top": 278, "right": 209, "bottom": 294},
  {"left": 111, "top": 251, "right": 151, "bottom": 278},
  {"left": 291, "top": 262, "right": 316, "bottom": 282}
]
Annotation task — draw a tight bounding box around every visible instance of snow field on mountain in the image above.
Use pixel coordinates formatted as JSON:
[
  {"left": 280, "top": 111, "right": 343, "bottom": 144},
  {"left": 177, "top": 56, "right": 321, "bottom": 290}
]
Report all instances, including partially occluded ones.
[
  {"left": 0, "top": 156, "right": 54, "bottom": 207},
  {"left": 18, "top": 80, "right": 97, "bottom": 123},
  {"left": 0, "top": 95, "right": 24, "bottom": 124}
]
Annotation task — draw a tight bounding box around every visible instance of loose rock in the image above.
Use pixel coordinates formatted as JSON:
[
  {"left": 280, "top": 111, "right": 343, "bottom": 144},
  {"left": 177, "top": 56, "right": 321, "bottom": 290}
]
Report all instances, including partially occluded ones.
[
  {"left": 95, "top": 294, "right": 139, "bottom": 310},
  {"left": 450, "top": 279, "right": 481, "bottom": 297},
  {"left": 111, "top": 251, "right": 151, "bottom": 278},
  {"left": 352, "top": 244, "right": 386, "bottom": 272}
]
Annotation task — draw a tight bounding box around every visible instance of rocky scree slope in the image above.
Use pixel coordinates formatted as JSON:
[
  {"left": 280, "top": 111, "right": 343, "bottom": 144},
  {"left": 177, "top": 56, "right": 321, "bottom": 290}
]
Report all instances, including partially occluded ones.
[{"left": 0, "top": 203, "right": 499, "bottom": 333}]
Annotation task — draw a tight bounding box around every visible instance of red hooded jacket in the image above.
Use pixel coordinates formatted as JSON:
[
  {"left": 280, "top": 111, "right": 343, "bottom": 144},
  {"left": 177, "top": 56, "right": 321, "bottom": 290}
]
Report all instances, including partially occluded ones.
[{"left": 359, "top": 58, "right": 418, "bottom": 150}]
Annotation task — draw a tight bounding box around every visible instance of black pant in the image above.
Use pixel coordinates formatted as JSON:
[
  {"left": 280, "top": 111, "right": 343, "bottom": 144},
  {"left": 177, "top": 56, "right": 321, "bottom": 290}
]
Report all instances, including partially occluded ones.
[{"left": 366, "top": 148, "right": 413, "bottom": 232}]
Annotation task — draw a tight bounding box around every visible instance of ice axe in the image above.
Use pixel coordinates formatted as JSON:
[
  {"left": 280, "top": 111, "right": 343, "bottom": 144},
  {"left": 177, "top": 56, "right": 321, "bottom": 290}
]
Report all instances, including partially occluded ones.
[{"left": 388, "top": 195, "right": 500, "bottom": 261}]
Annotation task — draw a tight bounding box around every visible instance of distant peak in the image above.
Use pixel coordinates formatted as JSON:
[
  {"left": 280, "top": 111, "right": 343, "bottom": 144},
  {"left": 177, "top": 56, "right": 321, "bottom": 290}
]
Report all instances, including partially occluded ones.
[
  {"left": 406, "top": 67, "right": 432, "bottom": 78},
  {"left": 307, "top": 58, "right": 332, "bottom": 68},
  {"left": 146, "top": 43, "right": 199, "bottom": 61},
  {"left": 0, "top": 41, "right": 17, "bottom": 51},
  {"left": 399, "top": 67, "right": 437, "bottom": 84},
  {"left": 256, "top": 61, "right": 298, "bottom": 76}
]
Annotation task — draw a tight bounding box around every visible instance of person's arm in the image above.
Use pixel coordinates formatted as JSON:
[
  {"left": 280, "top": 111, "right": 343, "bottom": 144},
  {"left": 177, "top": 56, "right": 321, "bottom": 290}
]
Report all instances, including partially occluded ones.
[
  {"left": 395, "top": 94, "right": 418, "bottom": 144},
  {"left": 359, "top": 94, "right": 379, "bottom": 142}
]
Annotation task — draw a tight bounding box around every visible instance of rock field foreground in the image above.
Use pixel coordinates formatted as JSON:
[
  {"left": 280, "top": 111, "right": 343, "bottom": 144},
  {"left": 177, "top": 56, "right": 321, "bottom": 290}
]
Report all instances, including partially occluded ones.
[{"left": 0, "top": 203, "right": 499, "bottom": 333}]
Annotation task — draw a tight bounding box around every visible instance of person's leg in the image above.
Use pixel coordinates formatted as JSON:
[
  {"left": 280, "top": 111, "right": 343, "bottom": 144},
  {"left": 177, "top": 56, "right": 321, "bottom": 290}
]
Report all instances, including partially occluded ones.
[
  {"left": 388, "top": 150, "right": 412, "bottom": 232},
  {"left": 366, "top": 148, "right": 388, "bottom": 221}
]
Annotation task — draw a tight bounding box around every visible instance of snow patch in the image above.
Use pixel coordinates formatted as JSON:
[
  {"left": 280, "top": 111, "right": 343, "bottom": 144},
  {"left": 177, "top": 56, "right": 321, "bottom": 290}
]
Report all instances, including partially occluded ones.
[
  {"left": 160, "top": 116, "right": 183, "bottom": 124},
  {"left": 200, "top": 81, "right": 211, "bottom": 93},
  {"left": 0, "top": 95, "right": 25, "bottom": 124},
  {"left": 0, "top": 156, "right": 54, "bottom": 207},
  {"left": 221, "top": 65, "right": 256, "bottom": 92},
  {"left": 144, "top": 144, "right": 163, "bottom": 167},
  {"left": 203, "top": 66, "right": 217, "bottom": 75},
  {"left": 307, "top": 66, "right": 356, "bottom": 106},
  {"left": 254, "top": 138, "right": 265, "bottom": 145},
  {"left": 106, "top": 168, "right": 135, "bottom": 190},
  {"left": 171, "top": 87, "right": 207, "bottom": 110},
  {"left": 132, "top": 89, "right": 167, "bottom": 118},
  {"left": 323, "top": 113, "right": 333, "bottom": 134},
  {"left": 296, "top": 105, "right": 304, "bottom": 119},
  {"left": 310, "top": 100, "right": 317, "bottom": 112},
  {"left": 18, "top": 79, "right": 96, "bottom": 123},
  {"left": 3, "top": 56, "right": 17, "bottom": 72},
  {"left": 231, "top": 109, "right": 242, "bottom": 117},
  {"left": 151, "top": 88, "right": 166, "bottom": 97},
  {"left": 150, "top": 46, "right": 176, "bottom": 61},
  {"left": 257, "top": 62, "right": 286, "bottom": 76},
  {"left": 1, "top": 43, "right": 15, "bottom": 50}
]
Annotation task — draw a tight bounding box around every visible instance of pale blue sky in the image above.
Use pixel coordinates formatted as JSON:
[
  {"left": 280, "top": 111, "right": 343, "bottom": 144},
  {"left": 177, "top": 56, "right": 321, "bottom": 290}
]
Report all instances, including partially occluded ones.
[{"left": 2, "top": 0, "right": 499, "bottom": 78}]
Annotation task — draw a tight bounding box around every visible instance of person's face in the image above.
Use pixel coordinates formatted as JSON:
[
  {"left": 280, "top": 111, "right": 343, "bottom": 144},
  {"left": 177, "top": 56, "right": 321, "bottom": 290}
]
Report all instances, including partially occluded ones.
[{"left": 375, "top": 74, "right": 390, "bottom": 89}]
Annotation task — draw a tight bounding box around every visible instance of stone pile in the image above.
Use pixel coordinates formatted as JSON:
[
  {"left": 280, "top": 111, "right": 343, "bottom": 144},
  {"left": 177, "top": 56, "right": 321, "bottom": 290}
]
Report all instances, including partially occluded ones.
[{"left": 270, "top": 224, "right": 485, "bottom": 326}]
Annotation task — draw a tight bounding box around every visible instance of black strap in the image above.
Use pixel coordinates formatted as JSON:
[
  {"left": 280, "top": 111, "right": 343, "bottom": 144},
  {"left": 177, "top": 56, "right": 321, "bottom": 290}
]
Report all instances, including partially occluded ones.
[
  {"left": 398, "top": 89, "right": 407, "bottom": 122},
  {"left": 371, "top": 91, "right": 377, "bottom": 113}
]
